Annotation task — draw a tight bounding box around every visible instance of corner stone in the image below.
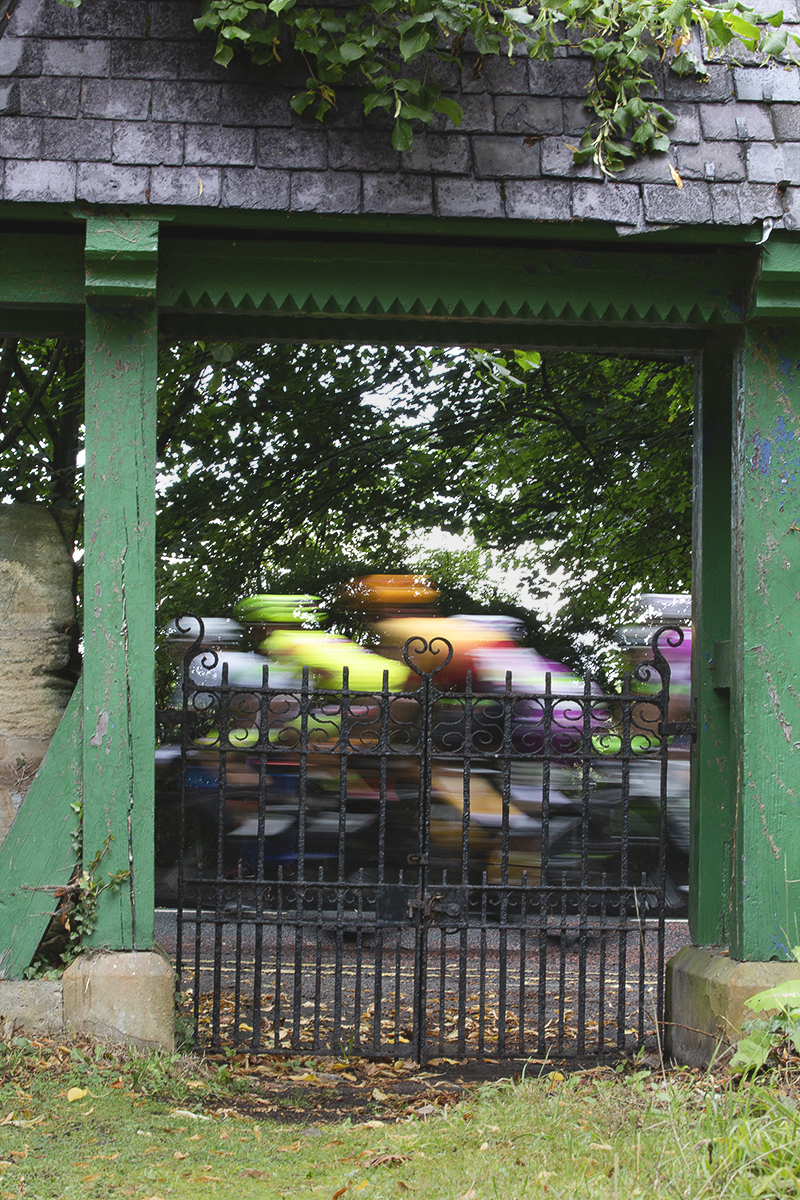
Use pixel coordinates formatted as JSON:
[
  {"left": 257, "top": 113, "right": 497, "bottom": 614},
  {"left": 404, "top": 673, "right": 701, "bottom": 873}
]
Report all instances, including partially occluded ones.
[
  {"left": 666, "top": 945, "right": 800, "bottom": 1068},
  {"left": 62, "top": 950, "right": 176, "bottom": 1052}
]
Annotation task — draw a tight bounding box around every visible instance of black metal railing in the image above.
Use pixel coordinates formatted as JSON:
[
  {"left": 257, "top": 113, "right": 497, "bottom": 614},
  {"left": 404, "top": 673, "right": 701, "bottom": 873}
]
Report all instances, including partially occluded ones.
[{"left": 157, "top": 620, "right": 691, "bottom": 1061}]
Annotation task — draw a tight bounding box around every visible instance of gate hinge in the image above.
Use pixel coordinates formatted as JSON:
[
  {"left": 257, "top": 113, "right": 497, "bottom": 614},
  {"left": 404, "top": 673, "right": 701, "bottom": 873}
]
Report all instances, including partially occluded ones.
[{"left": 659, "top": 720, "right": 696, "bottom": 741}]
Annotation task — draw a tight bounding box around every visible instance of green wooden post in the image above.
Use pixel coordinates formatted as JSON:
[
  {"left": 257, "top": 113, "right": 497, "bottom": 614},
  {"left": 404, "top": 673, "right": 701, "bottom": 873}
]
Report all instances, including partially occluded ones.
[
  {"left": 82, "top": 215, "right": 158, "bottom": 951},
  {"left": 690, "top": 340, "right": 735, "bottom": 946},
  {"left": 729, "top": 321, "right": 800, "bottom": 960}
]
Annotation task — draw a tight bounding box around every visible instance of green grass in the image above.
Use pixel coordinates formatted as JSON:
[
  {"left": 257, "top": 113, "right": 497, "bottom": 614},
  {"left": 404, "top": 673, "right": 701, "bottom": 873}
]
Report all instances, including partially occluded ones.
[{"left": 1, "top": 1035, "right": 800, "bottom": 1200}]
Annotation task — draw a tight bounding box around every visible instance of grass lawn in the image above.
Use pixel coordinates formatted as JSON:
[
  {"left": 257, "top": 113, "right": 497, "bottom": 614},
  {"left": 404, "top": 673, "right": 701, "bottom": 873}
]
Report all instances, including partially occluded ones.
[{"left": 0, "top": 1033, "right": 797, "bottom": 1199}]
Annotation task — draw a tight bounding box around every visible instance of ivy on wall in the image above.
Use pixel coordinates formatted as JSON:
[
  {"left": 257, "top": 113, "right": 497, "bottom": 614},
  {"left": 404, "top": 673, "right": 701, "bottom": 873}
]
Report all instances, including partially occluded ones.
[{"left": 61, "top": 0, "right": 798, "bottom": 173}]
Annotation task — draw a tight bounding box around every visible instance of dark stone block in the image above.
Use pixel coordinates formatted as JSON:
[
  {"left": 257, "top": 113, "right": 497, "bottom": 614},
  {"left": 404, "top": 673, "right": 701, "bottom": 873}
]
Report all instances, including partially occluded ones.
[
  {"left": 185, "top": 124, "right": 255, "bottom": 166},
  {"left": 0, "top": 36, "right": 42, "bottom": 77},
  {"left": 112, "top": 120, "right": 183, "bottom": 165},
  {"left": 431, "top": 93, "right": 494, "bottom": 133},
  {"left": 642, "top": 181, "right": 713, "bottom": 223},
  {"left": 256, "top": 127, "right": 327, "bottom": 171},
  {"left": 179, "top": 41, "right": 246, "bottom": 82},
  {"left": 747, "top": 142, "right": 800, "bottom": 183},
  {"left": 435, "top": 177, "right": 504, "bottom": 217},
  {"left": 473, "top": 135, "right": 539, "bottom": 178},
  {"left": 562, "top": 96, "right": 591, "bottom": 136},
  {"left": 5, "top": 158, "right": 76, "bottom": 202},
  {"left": 0, "top": 82, "right": 20, "bottom": 116},
  {"left": 676, "top": 141, "right": 745, "bottom": 182},
  {"left": 81, "top": 78, "right": 151, "bottom": 120},
  {"left": 220, "top": 167, "right": 290, "bottom": 209},
  {"left": 363, "top": 172, "right": 433, "bottom": 214},
  {"left": 617, "top": 154, "right": 677, "bottom": 185},
  {"left": 0, "top": 116, "right": 42, "bottom": 159},
  {"left": 770, "top": 104, "right": 800, "bottom": 141},
  {"left": 112, "top": 38, "right": 179, "bottom": 79},
  {"left": 152, "top": 81, "right": 220, "bottom": 124},
  {"left": 80, "top": 0, "right": 147, "bottom": 38},
  {"left": 77, "top": 161, "right": 150, "bottom": 204},
  {"left": 327, "top": 130, "right": 394, "bottom": 172},
  {"left": 220, "top": 84, "right": 293, "bottom": 128},
  {"left": 148, "top": 1, "right": 199, "bottom": 39},
  {"left": 290, "top": 170, "right": 361, "bottom": 213},
  {"left": 43, "top": 117, "right": 113, "bottom": 162},
  {"left": 660, "top": 63, "right": 734, "bottom": 102},
  {"left": 572, "top": 180, "right": 643, "bottom": 225},
  {"left": 666, "top": 103, "right": 702, "bottom": 145},
  {"left": 504, "top": 178, "right": 571, "bottom": 220},
  {"left": 150, "top": 165, "right": 220, "bottom": 205},
  {"left": 528, "top": 58, "right": 594, "bottom": 98},
  {"left": 540, "top": 135, "right": 601, "bottom": 178},
  {"left": 42, "top": 39, "right": 110, "bottom": 78},
  {"left": 700, "top": 102, "right": 774, "bottom": 141},
  {"left": 9, "top": 0, "right": 80, "bottom": 37},
  {"left": 404, "top": 132, "right": 470, "bottom": 175},
  {"left": 494, "top": 96, "right": 562, "bottom": 135},
  {"left": 472, "top": 54, "right": 530, "bottom": 95},
  {"left": 21, "top": 76, "right": 78, "bottom": 118},
  {"left": 734, "top": 66, "right": 800, "bottom": 102}
]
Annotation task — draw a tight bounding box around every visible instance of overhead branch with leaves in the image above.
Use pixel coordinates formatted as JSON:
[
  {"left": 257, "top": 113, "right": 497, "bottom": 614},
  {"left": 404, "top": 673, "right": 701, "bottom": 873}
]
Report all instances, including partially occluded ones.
[
  {"left": 57, "top": 0, "right": 798, "bottom": 173},
  {"left": 196, "top": 0, "right": 798, "bottom": 174}
]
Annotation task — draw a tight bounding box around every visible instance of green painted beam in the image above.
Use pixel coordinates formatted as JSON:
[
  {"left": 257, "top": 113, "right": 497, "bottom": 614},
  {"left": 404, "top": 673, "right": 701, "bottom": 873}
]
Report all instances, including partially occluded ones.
[
  {"left": 0, "top": 229, "right": 83, "bottom": 307},
  {"left": 159, "top": 238, "right": 752, "bottom": 329},
  {"left": 0, "top": 681, "right": 81, "bottom": 980},
  {"left": 690, "top": 342, "right": 735, "bottom": 946},
  {"left": 82, "top": 216, "right": 158, "bottom": 951},
  {"left": 730, "top": 323, "right": 800, "bottom": 960}
]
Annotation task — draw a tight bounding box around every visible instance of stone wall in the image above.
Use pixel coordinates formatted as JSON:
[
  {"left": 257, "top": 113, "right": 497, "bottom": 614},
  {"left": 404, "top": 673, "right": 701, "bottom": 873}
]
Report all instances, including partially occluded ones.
[
  {"left": 0, "top": 504, "right": 75, "bottom": 845},
  {"left": 0, "top": 0, "right": 798, "bottom": 234}
]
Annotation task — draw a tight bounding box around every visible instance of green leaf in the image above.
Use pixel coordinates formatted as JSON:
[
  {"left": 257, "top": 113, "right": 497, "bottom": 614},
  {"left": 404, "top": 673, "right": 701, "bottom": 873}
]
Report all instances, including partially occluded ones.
[
  {"left": 729, "top": 1030, "right": 773, "bottom": 1073},
  {"left": 400, "top": 28, "right": 433, "bottom": 59},
  {"left": 745, "top": 981, "right": 800, "bottom": 1013},
  {"left": 289, "top": 91, "right": 315, "bottom": 114},
  {"left": 339, "top": 41, "right": 367, "bottom": 62},
  {"left": 434, "top": 96, "right": 464, "bottom": 125},
  {"left": 213, "top": 42, "right": 235, "bottom": 66},
  {"left": 663, "top": 0, "right": 689, "bottom": 21},
  {"left": 760, "top": 26, "right": 788, "bottom": 53},
  {"left": 392, "top": 119, "right": 414, "bottom": 151}
]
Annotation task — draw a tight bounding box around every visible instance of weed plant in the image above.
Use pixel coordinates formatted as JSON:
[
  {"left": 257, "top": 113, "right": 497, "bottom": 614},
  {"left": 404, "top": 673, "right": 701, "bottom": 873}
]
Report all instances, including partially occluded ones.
[{"left": 1, "top": 1033, "right": 799, "bottom": 1199}]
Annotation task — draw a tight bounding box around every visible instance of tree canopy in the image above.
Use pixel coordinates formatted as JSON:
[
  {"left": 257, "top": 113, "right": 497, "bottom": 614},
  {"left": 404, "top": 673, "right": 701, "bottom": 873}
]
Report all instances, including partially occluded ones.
[{"left": 0, "top": 336, "right": 692, "bottom": 666}]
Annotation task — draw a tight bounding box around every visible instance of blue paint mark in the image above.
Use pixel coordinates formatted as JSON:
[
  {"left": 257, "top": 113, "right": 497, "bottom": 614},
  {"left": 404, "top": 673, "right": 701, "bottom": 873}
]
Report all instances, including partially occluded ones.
[{"left": 747, "top": 417, "right": 800, "bottom": 499}]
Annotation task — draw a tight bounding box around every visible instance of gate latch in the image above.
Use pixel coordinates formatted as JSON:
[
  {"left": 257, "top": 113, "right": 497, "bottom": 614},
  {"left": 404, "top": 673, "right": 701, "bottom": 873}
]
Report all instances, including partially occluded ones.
[{"left": 407, "top": 888, "right": 468, "bottom": 924}]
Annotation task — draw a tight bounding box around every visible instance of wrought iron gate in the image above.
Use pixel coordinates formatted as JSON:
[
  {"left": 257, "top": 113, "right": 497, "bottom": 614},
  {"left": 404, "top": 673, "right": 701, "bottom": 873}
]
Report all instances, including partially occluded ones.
[{"left": 158, "top": 620, "right": 691, "bottom": 1061}]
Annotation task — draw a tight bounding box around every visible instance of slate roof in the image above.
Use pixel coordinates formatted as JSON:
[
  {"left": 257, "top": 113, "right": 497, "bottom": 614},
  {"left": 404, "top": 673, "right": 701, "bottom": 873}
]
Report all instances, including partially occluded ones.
[{"left": 1, "top": 0, "right": 799, "bottom": 233}]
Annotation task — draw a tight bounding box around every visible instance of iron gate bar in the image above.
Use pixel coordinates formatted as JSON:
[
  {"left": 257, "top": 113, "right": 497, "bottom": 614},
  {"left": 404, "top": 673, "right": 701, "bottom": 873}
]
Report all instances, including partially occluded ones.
[{"left": 166, "top": 619, "right": 689, "bottom": 1061}]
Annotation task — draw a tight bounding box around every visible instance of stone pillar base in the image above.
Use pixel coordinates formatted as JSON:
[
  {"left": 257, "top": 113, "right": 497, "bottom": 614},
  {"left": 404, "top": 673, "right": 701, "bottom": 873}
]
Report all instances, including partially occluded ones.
[
  {"left": 63, "top": 950, "right": 175, "bottom": 1052},
  {"left": 0, "top": 980, "right": 63, "bottom": 1037},
  {"left": 666, "top": 945, "right": 800, "bottom": 1067}
]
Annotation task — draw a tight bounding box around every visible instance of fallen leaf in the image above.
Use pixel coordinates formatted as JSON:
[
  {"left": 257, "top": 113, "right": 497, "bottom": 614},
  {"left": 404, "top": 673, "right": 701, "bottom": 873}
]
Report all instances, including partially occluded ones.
[
  {"left": 371, "top": 1088, "right": 390, "bottom": 1102},
  {"left": 81, "top": 1106, "right": 95, "bottom": 1116},
  {"left": 66, "top": 1087, "right": 88, "bottom": 1103},
  {"left": 81, "top": 1175, "right": 103, "bottom": 1184},
  {"left": 174, "top": 1152, "right": 187, "bottom": 1160},
  {"left": 171, "top": 1109, "right": 211, "bottom": 1121},
  {"left": 185, "top": 1081, "right": 205, "bottom": 1090},
  {"left": 332, "top": 1188, "right": 349, "bottom": 1200},
  {"left": 669, "top": 162, "right": 684, "bottom": 189},
  {"left": 361, "top": 1119, "right": 384, "bottom": 1129},
  {"left": 365, "top": 1154, "right": 409, "bottom": 1168},
  {"left": 197, "top": 1176, "right": 221, "bottom": 1183},
  {"left": 458, "top": 1187, "right": 478, "bottom": 1200},
  {"left": 242, "top": 1168, "right": 267, "bottom": 1178}
]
